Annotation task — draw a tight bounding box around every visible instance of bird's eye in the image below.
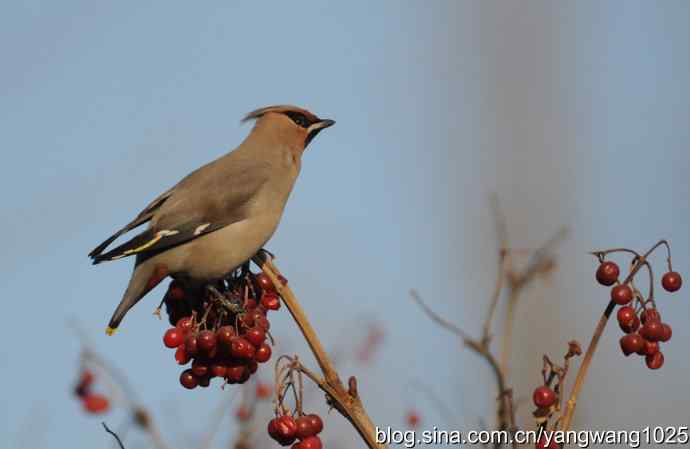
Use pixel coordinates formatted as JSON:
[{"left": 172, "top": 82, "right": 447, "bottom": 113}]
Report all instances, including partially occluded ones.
[{"left": 285, "top": 111, "right": 310, "bottom": 128}]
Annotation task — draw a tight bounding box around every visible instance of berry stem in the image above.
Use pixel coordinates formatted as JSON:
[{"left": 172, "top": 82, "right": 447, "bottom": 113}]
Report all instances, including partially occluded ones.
[
  {"left": 253, "top": 255, "right": 387, "bottom": 449},
  {"left": 560, "top": 243, "right": 660, "bottom": 432}
]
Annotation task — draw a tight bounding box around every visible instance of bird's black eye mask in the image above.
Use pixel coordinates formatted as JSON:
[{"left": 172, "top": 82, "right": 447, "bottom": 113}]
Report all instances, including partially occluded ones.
[
  {"left": 283, "top": 111, "right": 324, "bottom": 147},
  {"left": 283, "top": 111, "right": 315, "bottom": 128}
]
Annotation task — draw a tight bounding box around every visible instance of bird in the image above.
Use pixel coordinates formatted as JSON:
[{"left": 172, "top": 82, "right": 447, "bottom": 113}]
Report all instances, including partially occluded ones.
[{"left": 89, "top": 105, "right": 335, "bottom": 335}]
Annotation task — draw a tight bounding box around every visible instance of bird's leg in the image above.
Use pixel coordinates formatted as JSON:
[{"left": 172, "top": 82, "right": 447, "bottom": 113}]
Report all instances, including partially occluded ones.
[
  {"left": 206, "top": 285, "right": 226, "bottom": 301},
  {"left": 205, "top": 284, "right": 242, "bottom": 314}
]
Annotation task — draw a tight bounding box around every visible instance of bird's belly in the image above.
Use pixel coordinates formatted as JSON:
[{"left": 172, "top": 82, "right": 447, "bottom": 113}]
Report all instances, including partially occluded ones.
[{"left": 178, "top": 215, "right": 279, "bottom": 282}]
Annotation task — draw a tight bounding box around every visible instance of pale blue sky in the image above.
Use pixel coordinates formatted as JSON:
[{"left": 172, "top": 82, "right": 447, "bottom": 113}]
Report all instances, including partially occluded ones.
[{"left": 2, "top": 2, "right": 689, "bottom": 448}]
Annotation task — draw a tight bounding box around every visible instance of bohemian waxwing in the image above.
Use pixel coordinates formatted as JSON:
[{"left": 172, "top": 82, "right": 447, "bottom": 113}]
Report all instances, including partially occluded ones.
[{"left": 89, "top": 105, "right": 335, "bottom": 334}]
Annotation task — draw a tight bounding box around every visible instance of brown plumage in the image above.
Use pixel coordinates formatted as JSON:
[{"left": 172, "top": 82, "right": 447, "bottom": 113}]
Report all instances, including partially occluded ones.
[{"left": 90, "top": 105, "right": 334, "bottom": 333}]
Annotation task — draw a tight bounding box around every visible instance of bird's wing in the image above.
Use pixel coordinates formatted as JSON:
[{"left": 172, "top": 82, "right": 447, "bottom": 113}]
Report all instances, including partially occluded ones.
[
  {"left": 90, "top": 155, "right": 272, "bottom": 265},
  {"left": 88, "top": 187, "right": 175, "bottom": 259}
]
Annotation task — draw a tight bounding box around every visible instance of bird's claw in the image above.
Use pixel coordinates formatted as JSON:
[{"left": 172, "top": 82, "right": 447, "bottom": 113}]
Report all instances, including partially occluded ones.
[
  {"left": 206, "top": 285, "right": 225, "bottom": 301},
  {"left": 252, "top": 248, "right": 274, "bottom": 267}
]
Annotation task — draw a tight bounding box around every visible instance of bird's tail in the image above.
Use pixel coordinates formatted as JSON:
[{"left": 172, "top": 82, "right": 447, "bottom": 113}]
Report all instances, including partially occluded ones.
[{"left": 106, "top": 262, "right": 169, "bottom": 335}]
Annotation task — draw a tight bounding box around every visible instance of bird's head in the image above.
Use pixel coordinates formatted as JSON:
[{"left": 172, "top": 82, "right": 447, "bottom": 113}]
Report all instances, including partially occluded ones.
[{"left": 242, "top": 105, "right": 335, "bottom": 152}]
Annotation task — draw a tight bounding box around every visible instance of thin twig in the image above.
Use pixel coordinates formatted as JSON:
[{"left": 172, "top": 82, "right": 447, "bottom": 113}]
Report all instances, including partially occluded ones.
[
  {"left": 410, "top": 290, "right": 515, "bottom": 448},
  {"left": 500, "top": 227, "right": 568, "bottom": 377},
  {"left": 253, "top": 255, "right": 387, "bottom": 449},
  {"left": 102, "top": 422, "right": 125, "bottom": 449},
  {"left": 482, "top": 252, "right": 508, "bottom": 346}
]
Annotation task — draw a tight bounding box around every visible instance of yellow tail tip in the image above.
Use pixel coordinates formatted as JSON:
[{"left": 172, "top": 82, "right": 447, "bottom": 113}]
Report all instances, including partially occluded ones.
[{"left": 105, "top": 326, "right": 117, "bottom": 336}]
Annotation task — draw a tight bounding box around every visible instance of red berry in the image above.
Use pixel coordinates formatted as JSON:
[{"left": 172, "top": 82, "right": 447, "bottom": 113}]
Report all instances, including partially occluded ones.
[
  {"left": 617, "top": 306, "right": 640, "bottom": 333},
  {"left": 296, "top": 415, "right": 316, "bottom": 439},
  {"left": 268, "top": 415, "right": 298, "bottom": 446},
  {"left": 278, "top": 275, "right": 288, "bottom": 285},
  {"left": 198, "top": 375, "right": 211, "bottom": 388},
  {"left": 596, "top": 261, "right": 619, "bottom": 286},
  {"left": 406, "top": 410, "right": 420, "bottom": 428},
  {"left": 231, "top": 337, "right": 256, "bottom": 359},
  {"left": 294, "top": 436, "right": 323, "bottom": 449},
  {"left": 216, "top": 326, "right": 236, "bottom": 348},
  {"left": 641, "top": 321, "right": 664, "bottom": 342},
  {"left": 255, "top": 315, "right": 270, "bottom": 331},
  {"left": 176, "top": 317, "right": 194, "bottom": 333},
  {"left": 239, "top": 312, "right": 255, "bottom": 328},
  {"left": 532, "top": 386, "right": 557, "bottom": 408},
  {"left": 660, "top": 323, "right": 672, "bottom": 342},
  {"left": 82, "top": 394, "right": 110, "bottom": 414},
  {"left": 646, "top": 351, "right": 664, "bottom": 369},
  {"left": 247, "top": 360, "right": 258, "bottom": 374},
  {"left": 244, "top": 297, "right": 258, "bottom": 310},
  {"left": 636, "top": 337, "right": 649, "bottom": 356},
  {"left": 261, "top": 292, "right": 281, "bottom": 311},
  {"left": 662, "top": 271, "right": 682, "bottom": 292},
  {"left": 248, "top": 309, "right": 267, "bottom": 322},
  {"left": 611, "top": 284, "right": 633, "bottom": 305},
  {"left": 256, "top": 381, "right": 272, "bottom": 399},
  {"left": 255, "top": 272, "right": 276, "bottom": 292},
  {"left": 245, "top": 327, "right": 266, "bottom": 347},
  {"left": 79, "top": 370, "right": 95, "bottom": 388},
  {"left": 641, "top": 309, "right": 661, "bottom": 324},
  {"left": 225, "top": 363, "right": 248, "bottom": 384},
  {"left": 268, "top": 418, "right": 280, "bottom": 438},
  {"left": 184, "top": 334, "right": 199, "bottom": 356},
  {"left": 175, "top": 346, "right": 191, "bottom": 365},
  {"left": 163, "top": 328, "right": 185, "bottom": 348},
  {"left": 643, "top": 340, "right": 659, "bottom": 356},
  {"left": 74, "top": 370, "right": 95, "bottom": 397},
  {"left": 180, "top": 369, "right": 198, "bottom": 389},
  {"left": 236, "top": 406, "right": 251, "bottom": 422},
  {"left": 255, "top": 343, "right": 272, "bottom": 363},
  {"left": 197, "top": 330, "right": 217, "bottom": 353},
  {"left": 293, "top": 414, "right": 324, "bottom": 440},
  {"left": 620, "top": 334, "right": 644, "bottom": 356},
  {"left": 304, "top": 414, "right": 323, "bottom": 435},
  {"left": 209, "top": 362, "right": 226, "bottom": 378},
  {"left": 192, "top": 359, "right": 209, "bottom": 377}
]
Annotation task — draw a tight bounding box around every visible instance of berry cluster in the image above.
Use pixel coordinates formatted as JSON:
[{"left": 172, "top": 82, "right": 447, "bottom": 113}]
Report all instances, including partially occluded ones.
[
  {"left": 72, "top": 369, "right": 110, "bottom": 414},
  {"left": 595, "top": 259, "right": 682, "bottom": 370},
  {"left": 268, "top": 414, "right": 324, "bottom": 448},
  {"left": 530, "top": 341, "right": 582, "bottom": 447},
  {"left": 160, "top": 270, "right": 284, "bottom": 389}
]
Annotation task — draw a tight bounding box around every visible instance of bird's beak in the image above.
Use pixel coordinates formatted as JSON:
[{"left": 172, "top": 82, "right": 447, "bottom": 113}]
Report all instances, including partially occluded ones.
[
  {"left": 305, "top": 119, "right": 335, "bottom": 147},
  {"left": 316, "top": 119, "right": 335, "bottom": 129}
]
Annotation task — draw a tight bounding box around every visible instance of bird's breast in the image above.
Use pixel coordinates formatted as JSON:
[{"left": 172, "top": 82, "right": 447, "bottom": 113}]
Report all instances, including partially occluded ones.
[{"left": 176, "top": 211, "right": 282, "bottom": 282}]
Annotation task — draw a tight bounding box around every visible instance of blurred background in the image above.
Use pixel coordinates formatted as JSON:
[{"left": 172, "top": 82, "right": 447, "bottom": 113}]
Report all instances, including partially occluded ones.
[{"left": 1, "top": 1, "right": 688, "bottom": 448}]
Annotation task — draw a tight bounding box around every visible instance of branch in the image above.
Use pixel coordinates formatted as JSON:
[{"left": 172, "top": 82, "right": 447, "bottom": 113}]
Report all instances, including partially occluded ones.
[
  {"left": 500, "top": 227, "right": 568, "bottom": 377},
  {"left": 253, "top": 255, "right": 387, "bottom": 449},
  {"left": 410, "top": 290, "right": 516, "bottom": 448}
]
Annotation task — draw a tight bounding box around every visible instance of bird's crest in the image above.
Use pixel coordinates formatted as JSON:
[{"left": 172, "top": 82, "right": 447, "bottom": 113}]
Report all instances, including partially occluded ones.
[{"left": 242, "top": 105, "right": 318, "bottom": 124}]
